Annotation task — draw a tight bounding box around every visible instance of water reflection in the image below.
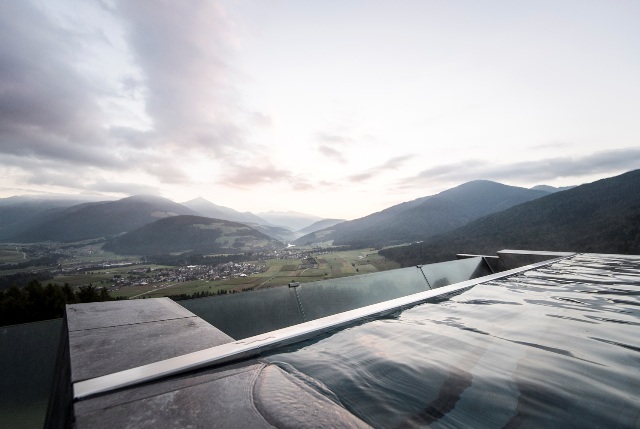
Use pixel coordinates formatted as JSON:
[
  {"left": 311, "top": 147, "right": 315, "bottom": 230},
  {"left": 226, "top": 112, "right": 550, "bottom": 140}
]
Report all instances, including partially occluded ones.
[{"left": 266, "top": 254, "right": 640, "bottom": 428}]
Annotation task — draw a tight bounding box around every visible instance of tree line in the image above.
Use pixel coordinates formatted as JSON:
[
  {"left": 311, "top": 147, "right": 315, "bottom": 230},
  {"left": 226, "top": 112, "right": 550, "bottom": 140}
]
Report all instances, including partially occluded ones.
[
  {"left": 0, "top": 270, "right": 54, "bottom": 291},
  {"left": 0, "top": 255, "right": 59, "bottom": 272},
  {"left": 0, "top": 280, "right": 120, "bottom": 327}
]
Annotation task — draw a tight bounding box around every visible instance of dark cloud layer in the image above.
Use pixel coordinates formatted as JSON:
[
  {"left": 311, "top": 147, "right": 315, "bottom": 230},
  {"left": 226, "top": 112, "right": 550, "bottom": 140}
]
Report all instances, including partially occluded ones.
[
  {"left": 0, "top": 1, "right": 252, "bottom": 193},
  {"left": 400, "top": 148, "right": 640, "bottom": 187},
  {"left": 116, "top": 0, "right": 244, "bottom": 155},
  {"left": 0, "top": 2, "right": 110, "bottom": 167}
]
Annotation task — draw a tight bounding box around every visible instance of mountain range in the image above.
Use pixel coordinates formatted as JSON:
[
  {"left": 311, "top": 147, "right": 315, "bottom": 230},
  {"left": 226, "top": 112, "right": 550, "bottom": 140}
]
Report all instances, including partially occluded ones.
[
  {"left": 0, "top": 197, "right": 83, "bottom": 241},
  {"left": 257, "top": 211, "right": 325, "bottom": 231},
  {"left": 0, "top": 195, "right": 327, "bottom": 244},
  {"left": 181, "top": 197, "right": 267, "bottom": 225},
  {"left": 103, "top": 215, "right": 282, "bottom": 255},
  {"left": 8, "top": 195, "right": 198, "bottom": 243},
  {"left": 2, "top": 171, "right": 638, "bottom": 260},
  {"left": 380, "top": 169, "right": 640, "bottom": 265},
  {"left": 295, "top": 181, "right": 550, "bottom": 247}
]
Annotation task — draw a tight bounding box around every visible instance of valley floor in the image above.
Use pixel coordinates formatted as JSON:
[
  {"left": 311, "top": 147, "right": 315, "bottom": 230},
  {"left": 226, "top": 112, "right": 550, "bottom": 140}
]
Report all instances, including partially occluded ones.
[{"left": 0, "top": 243, "right": 400, "bottom": 301}]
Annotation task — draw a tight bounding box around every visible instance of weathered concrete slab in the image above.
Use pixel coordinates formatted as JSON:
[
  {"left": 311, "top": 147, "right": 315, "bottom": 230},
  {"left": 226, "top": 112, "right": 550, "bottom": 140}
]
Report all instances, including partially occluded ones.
[
  {"left": 67, "top": 297, "right": 369, "bottom": 428},
  {"left": 66, "top": 298, "right": 196, "bottom": 332},
  {"left": 69, "top": 316, "right": 233, "bottom": 382},
  {"left": 74, "top": 361, "right": 370, "bottom": 429},
  {"left": 73, "top": 361, "right": 256, "bottom": 416},
  {"left": 75, "top": 362, "right": 272, "bottom": 429},
  {"left": 66, "top": 298, "right": 234, "bottom": 383}
]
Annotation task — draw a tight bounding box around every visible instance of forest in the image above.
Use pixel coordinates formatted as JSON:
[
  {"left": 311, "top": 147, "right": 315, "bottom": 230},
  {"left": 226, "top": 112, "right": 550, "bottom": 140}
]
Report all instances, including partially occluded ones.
[{"left": 0, "top": 280, "right": 118, "bottom": 327}]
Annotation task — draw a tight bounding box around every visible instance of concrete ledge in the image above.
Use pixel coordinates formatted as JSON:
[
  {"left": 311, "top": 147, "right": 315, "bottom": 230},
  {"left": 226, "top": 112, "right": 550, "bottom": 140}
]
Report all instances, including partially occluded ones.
[
  {"left": 66, "top": 298, "right": 197, "bottom": 332},
  {"left": 66, "top": 298, "right": 234, "bottom": 385}
]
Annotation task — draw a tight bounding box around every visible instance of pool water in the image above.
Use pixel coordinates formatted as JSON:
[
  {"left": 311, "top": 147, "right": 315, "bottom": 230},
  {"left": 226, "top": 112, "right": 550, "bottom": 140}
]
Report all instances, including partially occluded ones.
[{"left": 266, "top": 254, "right": 640, "bottom": 428}]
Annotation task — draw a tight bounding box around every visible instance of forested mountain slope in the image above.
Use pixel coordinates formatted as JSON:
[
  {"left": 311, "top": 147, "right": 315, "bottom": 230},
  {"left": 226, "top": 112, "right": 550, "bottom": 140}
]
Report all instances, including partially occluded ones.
[
  {"left": 296, "top": 181, "right": 549, "bottom": 247},
  {"left": 103, "top": 215, "right": 283, "bottom": 255},
  {"left": 12, "top": 195, "right": 198, "bottom": 242},
  {"left": 381, "top": 169, "right": 640, "bottom": 266}
]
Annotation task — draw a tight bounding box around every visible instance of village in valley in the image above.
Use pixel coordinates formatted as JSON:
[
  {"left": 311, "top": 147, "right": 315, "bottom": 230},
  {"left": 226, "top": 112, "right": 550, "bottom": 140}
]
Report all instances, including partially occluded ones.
[{"left": 0, "top": 241, "right": 394, "bottom": 300}]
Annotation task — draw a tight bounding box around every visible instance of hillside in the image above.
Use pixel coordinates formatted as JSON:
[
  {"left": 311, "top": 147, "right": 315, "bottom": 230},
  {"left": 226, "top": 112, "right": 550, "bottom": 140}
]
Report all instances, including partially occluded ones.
[
  {"left": 11, "top": 195, "right": 198, "bottom": 243},
  {"left": 297, "top": 219, "right": 346, "bottom": 235},
  {"left": 294, "top": 196, "right": 430, "bottom": 246},
  {"left": 103, "top": 215, "right": 283, "bottom": 255},
  {"left": 257, "top": 211, "right": 324, "bottom": 231},
  {"left": 182, "top": 197, "right": 267, "bottom": 225},
  {"left": 296, "top": 181, "right": 549, "bottom": 247},
  {"left": 0, "top": 196, "right": 86, "bottom": 241},
  {"left": 381, "top": 169, "right": 640, "bottom": 266},
  {"left": 244, "top": 223, "right": 299, "bottom": 244},
  {"left": 531, "top": 185, "right": 575, "bottom": 193}
]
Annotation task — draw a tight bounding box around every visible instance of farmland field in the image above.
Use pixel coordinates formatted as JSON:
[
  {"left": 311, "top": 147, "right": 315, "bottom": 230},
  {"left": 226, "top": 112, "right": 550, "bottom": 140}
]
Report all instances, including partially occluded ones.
[
  {"left": 5, "top": 243, "right": 400, "bottom": 300},
  {"left": 0, "top": 249, "right": 28, "bottom": 264},
  {"left": 105, "top": 248, "right": 400, "bottom": 300}
]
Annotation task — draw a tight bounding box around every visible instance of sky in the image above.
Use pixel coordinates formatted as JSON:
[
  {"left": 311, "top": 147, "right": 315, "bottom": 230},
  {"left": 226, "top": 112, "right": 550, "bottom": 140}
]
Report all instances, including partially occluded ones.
[{"left": 1, "top": 0, "right": 639, "bottom": 219}]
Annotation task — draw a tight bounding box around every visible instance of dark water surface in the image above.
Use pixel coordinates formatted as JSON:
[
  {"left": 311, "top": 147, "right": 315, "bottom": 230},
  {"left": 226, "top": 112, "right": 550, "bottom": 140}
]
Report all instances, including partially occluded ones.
[{"left": 266, "top": 254, "right": 640, "bottom": 428}]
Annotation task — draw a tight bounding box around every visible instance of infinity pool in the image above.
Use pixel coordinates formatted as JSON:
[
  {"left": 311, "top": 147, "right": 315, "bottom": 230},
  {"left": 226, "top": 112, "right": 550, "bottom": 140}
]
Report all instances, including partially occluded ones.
[{"left": 266, "top": 253, "right": 640, "bottom": 428}]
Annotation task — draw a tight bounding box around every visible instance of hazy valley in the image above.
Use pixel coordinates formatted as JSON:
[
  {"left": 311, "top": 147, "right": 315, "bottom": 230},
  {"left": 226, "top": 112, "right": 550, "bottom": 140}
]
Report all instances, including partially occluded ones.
[{"left": 1, "top": 169, "right": 639, "bottom": 326}]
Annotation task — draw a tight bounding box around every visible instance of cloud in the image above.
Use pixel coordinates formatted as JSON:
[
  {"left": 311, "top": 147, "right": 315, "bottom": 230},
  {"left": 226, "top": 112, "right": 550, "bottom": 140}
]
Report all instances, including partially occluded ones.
[
  {"left": 26, "top": 169, "right": 89, "bottom": 189},
  {"left": 120, "top": 75, "right": 145, "bottom": 99},
  {"left": 221, "top": 161, "right": 323, "bottom": 193},
  {"left": 400, "top": 148, "right": 640, "bottom": 187},
  {"left": 0, "top": 1, "right": 258, "bottom": 195},
  {"left": 316, "top": 133, "right": 353, "bottom": 144},
  {"left": 86, "top": 181, "right": 161, "bottom": 196},
  {"left": 348, "top": 155, "right": 414, "bottom": 183},
  {"left": 223, "top": 164, "right": 294, "bottom": 187},
  {"left": 0, "top": 153, "right": 112, "bottom": 193},
  {"left": 115, "top": 0, "right": 246, "bottom": 155},
  {"left": 531, "top": 141, "right": 573, "bottom": 150},
  {"left": 291, "top": 180, "right": 315, "bottom": 191},
  {"left": 0, "top": 2, "right": 110, "bottom": 167},
  {"left": 316, "top": 132, "right": 354, "bottom": 163},
  {"left": 251, "top": 112, "right": 273, "bottom": 128},
  {"left": 143, "top": 162, "right": 189, "bottom": 184},
  {"left": 318, "top": 145, "right": 347, "bottom": 163}
]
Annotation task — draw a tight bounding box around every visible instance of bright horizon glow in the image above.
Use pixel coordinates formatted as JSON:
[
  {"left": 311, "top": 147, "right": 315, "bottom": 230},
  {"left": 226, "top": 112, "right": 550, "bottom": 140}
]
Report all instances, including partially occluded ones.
[{"left": 1, "top": 1, "right": 639, "bottom": 219}]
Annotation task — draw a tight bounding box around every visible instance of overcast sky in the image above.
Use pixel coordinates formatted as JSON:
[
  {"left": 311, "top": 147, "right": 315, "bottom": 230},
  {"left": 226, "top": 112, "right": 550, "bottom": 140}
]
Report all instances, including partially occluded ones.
[{"left": 1, "top": 0, "right": 639, "bottom": 219}]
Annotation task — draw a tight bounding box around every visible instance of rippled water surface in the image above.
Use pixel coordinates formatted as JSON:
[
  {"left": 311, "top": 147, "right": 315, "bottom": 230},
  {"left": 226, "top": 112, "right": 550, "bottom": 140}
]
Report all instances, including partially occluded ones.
[{"left": 266, "top": 254, "right": 640, "bottom": 428}]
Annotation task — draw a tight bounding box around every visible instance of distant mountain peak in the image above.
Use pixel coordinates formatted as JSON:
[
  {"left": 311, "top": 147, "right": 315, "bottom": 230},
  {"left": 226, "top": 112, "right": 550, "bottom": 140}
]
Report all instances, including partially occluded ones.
[
  {"left": 380, "top": 169, "right": 640, "bottom": 266},
  {"left": 294, "top": 179, "right": 549, "bottom": 247},
  {"left": 181, "top": 198, "right": 268, "bottom": 225},
  {"left": 123, "top": 194, "right": 173, "bottom": 203},
  {"left": 184, "top": 196, "right": 223, "bottom": 205},
  {"left": 531, "top": 185, "right": 575, "bottom": 193},
  {"left": 260, "top": 210, "right": 319, "bottom": 216},
  {"left": 182, "top": 197, "right": 224, "bottom": 208},
  {"left": 103, "top": 215, "right": 283, "bottom": 256},
  {"left": 257, "top": 211, "right": 324, "bottom": 231}
]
